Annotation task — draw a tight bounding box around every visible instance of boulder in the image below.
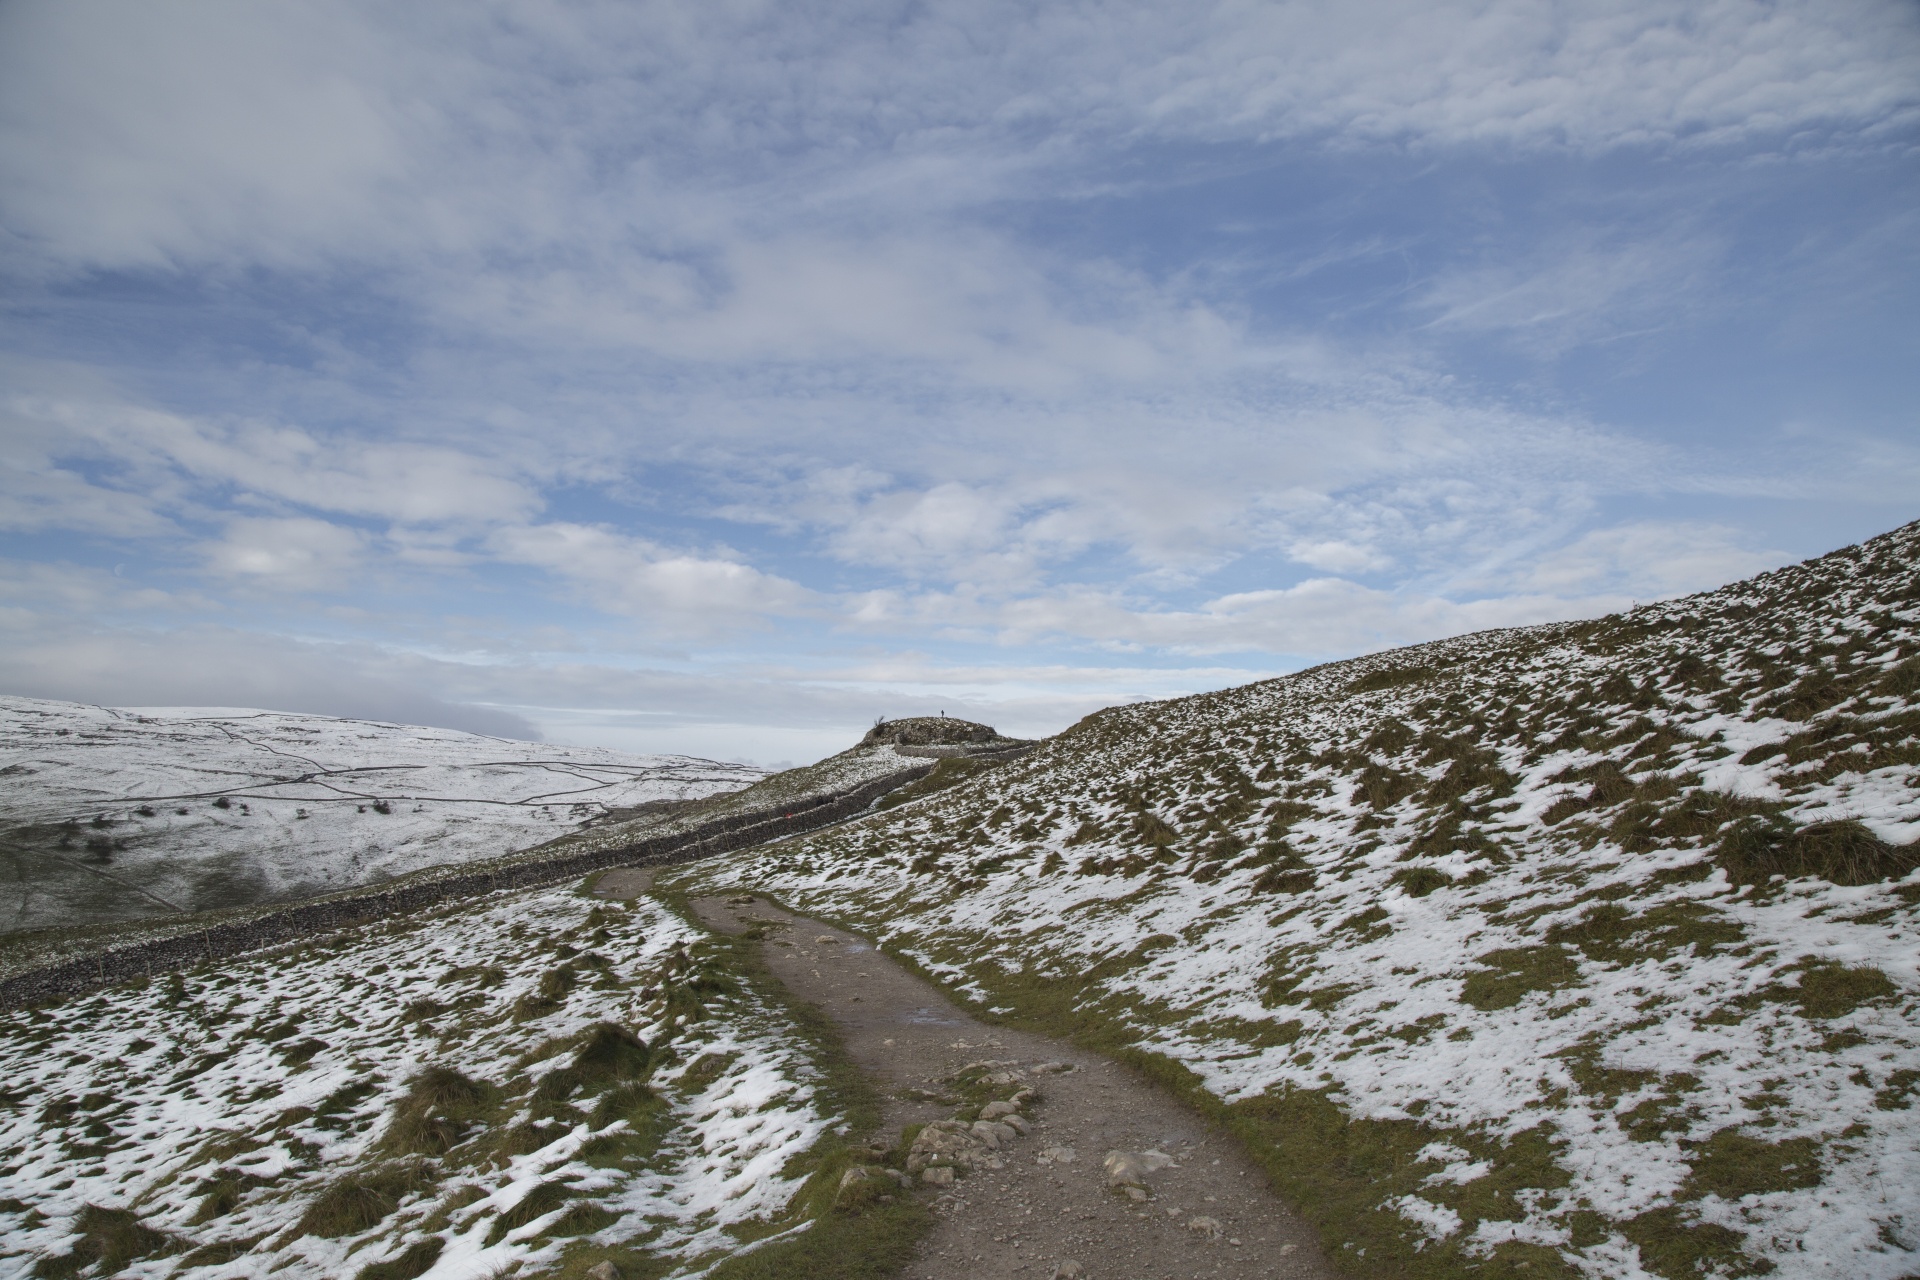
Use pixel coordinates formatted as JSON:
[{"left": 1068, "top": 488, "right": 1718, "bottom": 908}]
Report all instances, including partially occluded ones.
[{"left": 1103, "top": 1148, "right": 1175, "bottom": 1188}]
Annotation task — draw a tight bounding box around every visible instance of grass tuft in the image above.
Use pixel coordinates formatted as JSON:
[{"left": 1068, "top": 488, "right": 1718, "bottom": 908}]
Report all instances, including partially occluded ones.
[
  {"left": 1719, "top": 819, "right": 1919, "bottom": 887},
  {"left": 354, "top": 1237, "right": 444, "bottom": 1280},
  {"left": 295, "top": 1162, "right": 437, "bottom": 1238},
  {"left": 31, "top": 1204, "right": 184, "bottom": 1278},
  {"left": 381, "top": 1066, "right": 495, "bottom": 1157}
]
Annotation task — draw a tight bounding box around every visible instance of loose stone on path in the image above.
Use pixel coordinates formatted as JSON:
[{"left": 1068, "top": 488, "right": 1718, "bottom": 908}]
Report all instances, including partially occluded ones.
[{"left": 663, "top": 889, "right": 1334, "bottom": 1280}]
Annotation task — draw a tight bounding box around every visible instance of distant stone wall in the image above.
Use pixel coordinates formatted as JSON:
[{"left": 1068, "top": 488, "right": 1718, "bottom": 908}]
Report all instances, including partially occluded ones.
[
  {"left": 0, "top": 762, "right": 934, "bottom": 1010},
  {"left": 891, "top": 742, "right": 1035, "bottom": 760}
]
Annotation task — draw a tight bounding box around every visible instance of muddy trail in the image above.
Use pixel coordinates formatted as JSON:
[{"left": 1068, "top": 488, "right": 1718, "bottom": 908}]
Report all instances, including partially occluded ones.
[{"left": 595, "top": 868, "right": 1334, "bottom": 1280}]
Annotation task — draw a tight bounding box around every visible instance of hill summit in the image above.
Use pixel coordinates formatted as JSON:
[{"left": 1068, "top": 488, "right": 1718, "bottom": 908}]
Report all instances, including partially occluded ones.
[{"left": 862, "top": 715, "right": 1004, "bottom": 746}]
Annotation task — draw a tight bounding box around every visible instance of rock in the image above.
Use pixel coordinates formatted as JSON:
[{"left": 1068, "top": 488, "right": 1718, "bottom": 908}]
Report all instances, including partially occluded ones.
[
  {"left": 1050, "top": 1262, "right": 1083, "bottom": 1279},
  {"left": 815, "top": 935, "right": 840, "bottom": 944},
  {"left": 1036, "top": 1145, "right": 1076, "bottom": 1165},
  {"left": 922, "top": 1165, "right": 955, "bottom": 1186},
  {"left": 586, "top": 1263, "right": 621, "bottom": 1280},
  {"left": 1186, "top": 1215, "right": 1224, "bottom": 1239},
  {"left": 1003, "top": 1114, "right": 1031, "bottom": 1135},
  {"left": 1102, "top": 1149, "right": 1175, "bottom": 1188},
  {"left": 907, "top": 1120, "right": 987, "bottom": 1173},
  {"left": 955, "top": 1059, "right": 1026, "bottom": 1087},
  {"left": 1032, "top": 1061, "right": 1075, "bottom": 1074},
  {"left": 979, "top": 1100, "right": 1020, "bottom": 1120},
  {"left": 1124, "top": 1186, "right": 1150, "bottom": 1202},
  {"left": 971, "top": 1120, "right": 1017, "bottom": 1148}
]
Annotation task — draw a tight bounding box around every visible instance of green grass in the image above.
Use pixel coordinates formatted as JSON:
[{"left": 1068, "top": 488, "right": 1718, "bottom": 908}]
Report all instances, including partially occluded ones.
[
  {"left": 30, "top": 1205, "right": 183, "bottom": 1278},
  {"left": 633, "top": 884, "right": 936, "bottom": 1280},
  {"left": 1681, "top": 1128, "right": 1822, "bottom": 1199},
  {"left": 294, "top": 1161, "right": 438, "bottom": 1238},
  {"left": 354, "top": 1237, "right": 444, "bottom": 1280}
]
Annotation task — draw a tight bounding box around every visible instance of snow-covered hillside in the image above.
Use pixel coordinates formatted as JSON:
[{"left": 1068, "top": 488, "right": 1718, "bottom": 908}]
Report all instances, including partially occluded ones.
[
  {"left": 0, "top": 879, "right": 850, "bottom": 1279},
  {"left": 0, "top": 698, "right": 763, "bottom": 932},
  {"left": 675, "top": 520, "right": 1920, "bottom": 1280}
]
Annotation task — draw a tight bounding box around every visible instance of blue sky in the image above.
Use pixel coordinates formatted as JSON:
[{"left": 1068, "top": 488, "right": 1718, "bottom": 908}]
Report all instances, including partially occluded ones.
[{"left": 2, "top": 0, "right": 1917, "bottom": 765}]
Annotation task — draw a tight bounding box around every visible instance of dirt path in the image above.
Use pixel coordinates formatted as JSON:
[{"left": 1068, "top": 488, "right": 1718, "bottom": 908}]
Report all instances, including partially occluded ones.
[{"left": 595, "top": 869, "right": 1334, "bottom": 1280}]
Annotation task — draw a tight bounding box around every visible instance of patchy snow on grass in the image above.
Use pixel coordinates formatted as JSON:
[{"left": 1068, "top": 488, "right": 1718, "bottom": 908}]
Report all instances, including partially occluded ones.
[
  {"left": 0, "top": 881, "right": 833, "bottom": 1279},
  {"left": 676, "top": 522, "right": 1920, "bottom": 1279}
]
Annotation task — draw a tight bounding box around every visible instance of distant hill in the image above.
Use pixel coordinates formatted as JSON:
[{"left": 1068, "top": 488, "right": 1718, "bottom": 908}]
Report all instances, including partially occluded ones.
[
  {"left": 0, "top": 698, "right": 763, "bottom": 931},
  {"left": 678, "top": 519, "right": 1920, "bottom": 1280}
]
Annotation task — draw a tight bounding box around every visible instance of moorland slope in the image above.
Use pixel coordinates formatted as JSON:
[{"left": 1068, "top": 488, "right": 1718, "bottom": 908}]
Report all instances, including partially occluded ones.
[{"left": 677, "top": 520, "right": 1920, "bottom": 1280}]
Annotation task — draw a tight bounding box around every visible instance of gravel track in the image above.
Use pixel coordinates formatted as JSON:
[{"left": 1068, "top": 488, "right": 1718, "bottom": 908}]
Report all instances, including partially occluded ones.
[{"left": 596, "top": 867, "right": 1334, "bottom": 1280}]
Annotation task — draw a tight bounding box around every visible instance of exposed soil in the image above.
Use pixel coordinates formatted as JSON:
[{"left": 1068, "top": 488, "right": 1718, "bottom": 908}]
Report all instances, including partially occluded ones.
[{"left": 594, "top": 868, "right": 1334, "bottom": 1280}]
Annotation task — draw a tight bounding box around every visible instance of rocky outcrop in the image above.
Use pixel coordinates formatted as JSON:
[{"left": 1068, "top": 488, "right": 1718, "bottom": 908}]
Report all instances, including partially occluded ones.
[{"left": 862, "top": 716, "right": 1001, "bottom": 747}]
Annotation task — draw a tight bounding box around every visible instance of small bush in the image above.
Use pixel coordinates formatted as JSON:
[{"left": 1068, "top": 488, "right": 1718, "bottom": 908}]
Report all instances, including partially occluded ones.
[
  {"left": 571, "top": 1022, "right": 654, "bottom": 1083},
  {"left": 534, "top": 1023, "right": 657, "bottom": 1110}
]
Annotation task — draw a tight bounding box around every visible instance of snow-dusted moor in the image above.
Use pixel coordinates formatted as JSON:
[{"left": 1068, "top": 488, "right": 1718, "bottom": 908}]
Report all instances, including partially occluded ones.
[
  {"left": 4, "top": 523, "right": 1919, "bottom": 1280},
  {"left": 0, "top": 880, "right": 847, "bottom": 1279},
  {"left": 673, "top": 520, "right": 1920, "bottom": 1279},
  {"left": 0, "top": 699, "right": 763, "bottom": 932}
]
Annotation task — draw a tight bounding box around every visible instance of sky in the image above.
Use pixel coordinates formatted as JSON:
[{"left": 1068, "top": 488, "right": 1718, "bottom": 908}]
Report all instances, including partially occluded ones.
[{"left": 1, "top": 0, "right": 1917, "bottom": 767}]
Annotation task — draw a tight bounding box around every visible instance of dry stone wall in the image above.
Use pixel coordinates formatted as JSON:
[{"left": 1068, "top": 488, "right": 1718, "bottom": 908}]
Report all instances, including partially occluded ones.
[{"left": 0, "top": 761, "right": 933, "bottom": 1009}]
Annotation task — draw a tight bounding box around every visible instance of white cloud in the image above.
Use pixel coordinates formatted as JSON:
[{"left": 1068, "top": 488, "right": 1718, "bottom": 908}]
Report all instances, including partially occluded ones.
[
  {"left": 1152, "top": 0, "right": 1920, "bottom": 152},
  {"left": 1415, "top": 230, "right": 1718, "bottom": 355},
  {"left": 0, "top": 0, "right": 419, "bottom": 270},
  {"left": 1483, "top": 520, "right": 1789, "bottom": 598},
  {"left": 5, "top": 0, "right": 1911, "bottom": 278},
  {"left": 488, "top": 523, "right": 814, "bottom": 633},
  {"left": 5, "top": 379, "right": 542, "bottom": 531},
  {"left": 202, "top": 517, "right": 370, "bottom": 589},
  {"left": 0, "top": 0, "right": 1908, "bottom": 761},
  {"left": 0, "top": 623, "right": 542, "bottom": 740}
]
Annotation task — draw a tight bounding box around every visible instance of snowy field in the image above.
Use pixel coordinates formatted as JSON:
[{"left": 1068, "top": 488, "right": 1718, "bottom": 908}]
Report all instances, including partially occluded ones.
[
  {"left": 676, "top": 523, "right": 1920, "bottom": 1279},
  {"left": 0, "top": 698, "right": 762, "bottom": 932},
  {"left": 0, "top": 879, "right": 836, "bottom": 1279}
]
